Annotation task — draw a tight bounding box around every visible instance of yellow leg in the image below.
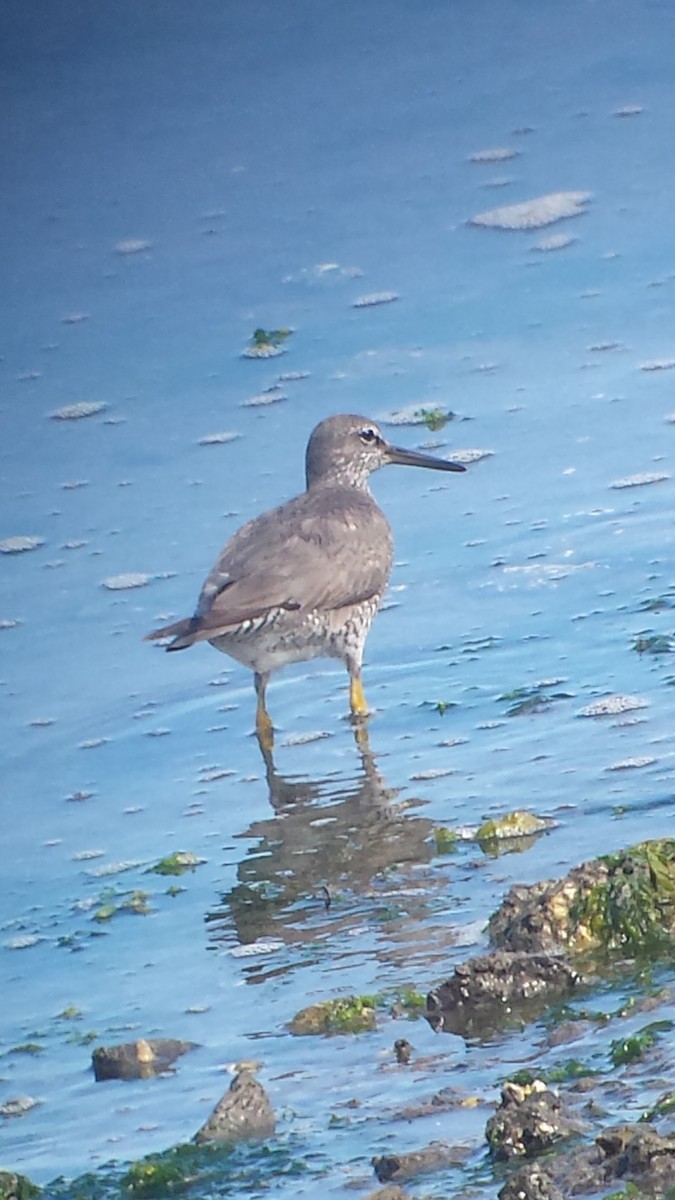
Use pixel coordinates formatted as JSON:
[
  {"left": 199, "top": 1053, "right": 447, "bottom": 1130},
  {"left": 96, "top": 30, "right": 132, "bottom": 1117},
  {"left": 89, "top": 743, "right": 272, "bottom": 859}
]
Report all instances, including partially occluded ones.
[
  {"left": 254, "top": 672, "right": 274, "bottom": 753},
  {"left": 349, "top": 670, "right": 370, "bottom": 719}
]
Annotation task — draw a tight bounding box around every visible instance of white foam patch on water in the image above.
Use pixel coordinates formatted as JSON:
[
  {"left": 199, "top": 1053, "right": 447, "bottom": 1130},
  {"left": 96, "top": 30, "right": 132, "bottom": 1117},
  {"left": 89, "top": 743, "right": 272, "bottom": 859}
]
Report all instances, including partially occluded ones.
[{"left": 470, "top": 190, "right": 592, "bottom": 229}]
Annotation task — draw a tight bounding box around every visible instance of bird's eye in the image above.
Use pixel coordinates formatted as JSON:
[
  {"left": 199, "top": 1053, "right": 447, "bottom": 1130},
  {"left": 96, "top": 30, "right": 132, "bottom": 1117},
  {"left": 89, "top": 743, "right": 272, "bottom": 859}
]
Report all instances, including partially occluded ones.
[{"left": 358, "top": 426, "right": 379, "bottom": 444}]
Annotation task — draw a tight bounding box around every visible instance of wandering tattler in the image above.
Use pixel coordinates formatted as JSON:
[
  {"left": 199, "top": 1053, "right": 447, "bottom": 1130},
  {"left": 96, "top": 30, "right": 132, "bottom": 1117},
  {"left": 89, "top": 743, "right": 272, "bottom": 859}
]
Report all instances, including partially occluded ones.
[{"left": 147, "top": 413, "right": 465, "bottom": 746}]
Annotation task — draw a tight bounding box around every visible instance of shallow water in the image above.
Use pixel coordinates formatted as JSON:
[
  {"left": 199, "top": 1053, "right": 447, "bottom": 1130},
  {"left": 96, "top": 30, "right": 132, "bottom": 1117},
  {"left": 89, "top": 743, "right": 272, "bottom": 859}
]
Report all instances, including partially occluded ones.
[{"left": 3, "top": 0, "right": 675, "bottom": 1193}]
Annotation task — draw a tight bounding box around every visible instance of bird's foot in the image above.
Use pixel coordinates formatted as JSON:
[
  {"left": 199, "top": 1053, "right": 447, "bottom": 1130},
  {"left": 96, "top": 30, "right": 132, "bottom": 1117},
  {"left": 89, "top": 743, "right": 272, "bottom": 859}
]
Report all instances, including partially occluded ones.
[
  {"left": 255, "top": 705, "right": 275, "bottom": 755},
  {"left": 349, "top": 674, "right": 371, "bottom": 720}
]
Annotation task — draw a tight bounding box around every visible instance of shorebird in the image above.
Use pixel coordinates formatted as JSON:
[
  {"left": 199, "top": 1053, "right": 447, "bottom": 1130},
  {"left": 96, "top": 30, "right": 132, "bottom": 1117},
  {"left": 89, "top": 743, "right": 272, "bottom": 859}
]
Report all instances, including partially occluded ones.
[{"left": 146, "top": 413, "right": 465, "bottom": 747}]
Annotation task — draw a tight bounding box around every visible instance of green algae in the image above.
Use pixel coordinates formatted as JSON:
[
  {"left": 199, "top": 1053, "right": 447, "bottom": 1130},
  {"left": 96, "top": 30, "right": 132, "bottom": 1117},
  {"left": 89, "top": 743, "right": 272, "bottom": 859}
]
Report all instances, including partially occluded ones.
[
  {"left": 413, "top": 407, "right": 453, "bottom": 432},
  {"left": 640, "top": 1090, "right": 675, "bottom": 1123},
  {"left": 498, "top": 680, "right": 573, "bottom": 717},
  {"left": 477, "top": 810, "right": 552, "bottom": 843},
  {"left": 632, "top": 633, "right": 674, "bottom": 655},
  {"left": 609, "top": 1021, "right": 673, "bottom": 1068},
  {"left": 571, "top": 840, "right": 675, "bottom": 958},
  {"left": 289, "top": 993, "right": 378, "bottom": 1035},
  {"left": 93, "top": 889, "right": 152, "bottom": 922},
  {"left": 0, "top": 1171, "right": 40, "bottom": 1200},
  {"left": 434, "top": 825, "right": 458, "bottom": 854},
  {"left": 149, "top": 853, "right": 203, "bottom": 877}
]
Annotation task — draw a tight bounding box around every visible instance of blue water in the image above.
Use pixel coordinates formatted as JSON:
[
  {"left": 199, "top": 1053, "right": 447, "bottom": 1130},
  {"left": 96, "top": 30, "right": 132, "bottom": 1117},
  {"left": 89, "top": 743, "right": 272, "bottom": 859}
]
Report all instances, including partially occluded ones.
[{"left": 3, "top": 0, "right": 675, "bottom": 1192}]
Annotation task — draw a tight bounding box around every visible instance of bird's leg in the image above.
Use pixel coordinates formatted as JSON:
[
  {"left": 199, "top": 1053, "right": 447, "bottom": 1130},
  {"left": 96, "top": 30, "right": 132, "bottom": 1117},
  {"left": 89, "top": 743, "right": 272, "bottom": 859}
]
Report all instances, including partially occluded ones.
[
  {"left": 349, "top": 667, "right": 370, "bottom": 720},
  {"left": 254, "top": 671, "right": 274, "bottom": 753}
]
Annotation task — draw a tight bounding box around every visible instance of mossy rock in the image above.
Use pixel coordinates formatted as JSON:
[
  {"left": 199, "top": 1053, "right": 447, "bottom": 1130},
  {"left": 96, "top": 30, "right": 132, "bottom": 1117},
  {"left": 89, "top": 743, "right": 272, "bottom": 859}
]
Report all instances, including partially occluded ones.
[
  {"left": 289, "top": 994, "right": 377, "bottom": 1035},
  {"left": 0, "top": 1172, "right": 40, "bottom": 1200},
  {"left": 477, "top": 810, "right": 552, "bottom": 842},
  {"left": 490, "top": 839, "right": 675, "bottom": 960}
]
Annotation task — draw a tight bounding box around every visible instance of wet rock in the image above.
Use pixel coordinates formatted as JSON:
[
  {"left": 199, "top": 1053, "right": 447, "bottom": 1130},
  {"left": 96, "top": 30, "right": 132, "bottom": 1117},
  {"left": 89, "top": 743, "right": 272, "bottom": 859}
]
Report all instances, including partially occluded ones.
[
  {"left": 489, "top": 840, "right": 675, "bottom": 958},
  {"left": 194, "top": 1068, "right": 275, "bottom": 1144},
  {"left": 393, "top": 1038, "right": 412, "bottom": 1064},
  {"left": 477, "top": 810, "right": 553, "bottom": 843},
  {"left": 427, "top": 950, "right": 580, "bottom": 1037},
  {"left": 289, "top": 995, "right": 377, "bottom": 1035},
  {"left": 0, "top": 1170, "right": 40, "bottom": 1199},
  {"left": 92, "top": 1037, "right": 197, "bottom": 1081},
  {"left": 394, "top": 1084, "right": 478, "bottom": 1121},
  {"left": 372, "top": 1140, "right": 466, "bottom": 1183},
  {"left": 597, "top": 1123, "right": 675, "bottom": 1185},
  {"left": 498, "top": 1162, "right": 564, "bottom": 1200},
  {"left": 486, "top": 1078, "right": 584, "bottom": 1162},
  {"left": 497, "top": 1122, "right": 675, "bottom": 1198}
]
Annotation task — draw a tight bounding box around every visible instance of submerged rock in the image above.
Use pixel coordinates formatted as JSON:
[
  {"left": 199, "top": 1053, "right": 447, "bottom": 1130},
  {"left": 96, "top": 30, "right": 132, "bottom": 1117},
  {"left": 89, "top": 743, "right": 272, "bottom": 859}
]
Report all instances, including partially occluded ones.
[
  {"left": 289, "top": 994, "right": 377, "bottom": 1035},
  {"left": 427, "top": 950, "right": 580, "bottom": 1037},
  {"left": 92, "top": 1037, "right": 197, "bottom": 1081},
  {"left": 194, "top": 1068, "right": 275, "bottom": 1144},
  {"left": 372, "top": 1140, "right": 467, "bottom": 1183}
]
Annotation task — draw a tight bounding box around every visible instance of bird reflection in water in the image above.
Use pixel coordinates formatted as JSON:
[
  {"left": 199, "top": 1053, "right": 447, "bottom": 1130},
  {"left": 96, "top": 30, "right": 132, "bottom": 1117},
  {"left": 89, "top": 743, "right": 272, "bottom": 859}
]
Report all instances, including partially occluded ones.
[{"left": 205, "top": 724, "right": 457, "bottom": 974}]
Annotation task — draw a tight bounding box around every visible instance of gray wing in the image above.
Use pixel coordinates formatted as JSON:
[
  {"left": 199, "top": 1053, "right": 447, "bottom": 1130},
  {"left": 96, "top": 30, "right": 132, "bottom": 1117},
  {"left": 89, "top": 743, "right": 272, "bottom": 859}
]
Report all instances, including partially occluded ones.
[{"left": 192, "top": 488, "right": 393, "bottom": 638}]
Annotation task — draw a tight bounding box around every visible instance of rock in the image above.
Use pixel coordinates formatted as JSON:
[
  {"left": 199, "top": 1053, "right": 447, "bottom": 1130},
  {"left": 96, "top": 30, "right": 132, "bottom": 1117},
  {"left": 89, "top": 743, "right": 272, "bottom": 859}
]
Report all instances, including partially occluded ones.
[
  {"left": 372, "top": 1141, "right": 467, "bottom": 1183},
  {"left": 393, "top": 1038, "right": 412, "bottom": 1064},
  {"left": 426, "top": 951, "right": 580, "bottom": 1037},
  {"left": 289, "top": 995, "right": 377, "bottom": 1035},
  {"left": 0, "top": 1170, "right": 40, "bottom": 1199},
  {"left": 597, "top": 1123, "right": 675, "bottom": 1185},
  {"left": 489, "top": 840, "right": 675, "bottom": 958},
  {"left": 194, "top": 1068, "right": 275, "bottom": 1144},
  {"left": 498, "top": 1162, "right": 564, "bottom": 1200},
  {"left": 486, "top": 1079, "right": 584, "bottom": 1162},
  {"left": 495, "top": 1122, "right": 675, "bottom": 1198},
  {"left": 92, "top": 1037, "right": 197, "bottom": 1081}
]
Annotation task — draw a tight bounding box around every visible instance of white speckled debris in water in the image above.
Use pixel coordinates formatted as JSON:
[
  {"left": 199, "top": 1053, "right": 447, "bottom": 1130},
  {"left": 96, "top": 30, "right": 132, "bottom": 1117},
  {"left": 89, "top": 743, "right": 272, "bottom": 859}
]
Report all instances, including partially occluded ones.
[
  {"left": 451, "top": 448, "right": 494, "bottom": 464},
  {"left": 640, "top": 358, "right": 675, "bottom": 371},
  {"left": 197, "top": 431, "right": 240, "bottom": 445},
  {"left": 470, "top": 190, "right": 592, "bottom": 230},
  {"left": 606, "top": 756, "right": 656, "bottom": 771},
  {"left": 0, "top": 535, "right": 45, "bottom": 554},
  {"left": 532, "top": 233, "right": 577, "bottom": 252},
  {"left": 241, "top": 390, "right": 287, "bottom": 407},
  {"left": 277, "top": 370, "right": 310, "bottom": 382},
  {"left": 0, "top": 1096, "right": 40, "bottom": 1118},
  {"left": 85, "top": 860, "right": 142, "bottom": 877},
  {"left": 470, "top": 146, "right": 518, "bottom": 163},
  {"left": 115, "top": 238, "right": 152, "bottom": 254},
  {"left": 4, "top": 937, "right": 42, "bottom": 951},
  {"left": 241, "top": 343, "right": 284, "bottom": 359},
  {"left": 101, "top": 573, "right": 152, "bottom": 590},
  {"left": 352, "top": 290, "right": 399, "bottom": 307},
  {"left": 282, "top": 730, "right": 332, "bottom": 747},
  {"left": 50, "top": 401, "right": 108, "bottom": 420},
  {"left": 610, "top": 472, "right": 670, "bottom": 489},
  {"left": 579, "top": 694, "right": 648, "bottom": 717}
]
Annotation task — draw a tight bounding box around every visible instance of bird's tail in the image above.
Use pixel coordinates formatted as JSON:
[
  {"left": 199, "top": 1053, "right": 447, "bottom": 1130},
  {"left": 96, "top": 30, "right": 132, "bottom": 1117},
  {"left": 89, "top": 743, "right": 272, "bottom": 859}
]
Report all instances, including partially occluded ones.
[{"left": 144, "top": 616, "right": 200, "bottom": 651}]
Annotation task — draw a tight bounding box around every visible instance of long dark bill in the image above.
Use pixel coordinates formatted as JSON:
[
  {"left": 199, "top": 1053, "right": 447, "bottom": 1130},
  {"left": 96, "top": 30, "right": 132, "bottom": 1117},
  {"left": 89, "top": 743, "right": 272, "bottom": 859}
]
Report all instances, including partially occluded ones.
[{"left": 385, "top": 443, "right": 466, "bottom": 472}]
